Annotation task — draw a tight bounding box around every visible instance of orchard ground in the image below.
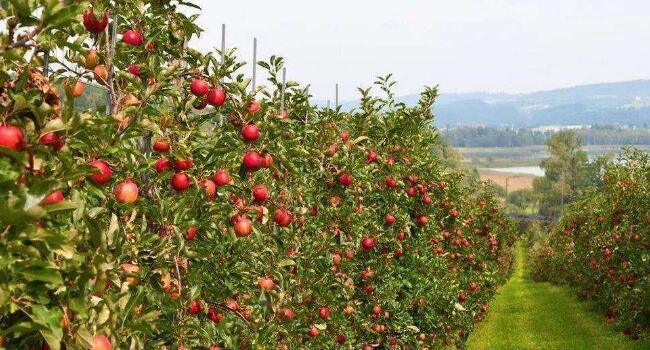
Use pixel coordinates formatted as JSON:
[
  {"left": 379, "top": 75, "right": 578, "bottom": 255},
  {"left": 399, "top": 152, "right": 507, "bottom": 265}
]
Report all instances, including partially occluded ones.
[{"left": 466, "top": 241, "right": 650, "bottom": 350}]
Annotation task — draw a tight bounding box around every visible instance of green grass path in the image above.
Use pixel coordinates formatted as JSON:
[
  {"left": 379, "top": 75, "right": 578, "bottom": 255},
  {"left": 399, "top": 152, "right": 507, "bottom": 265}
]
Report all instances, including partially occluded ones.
[{"left": 466, "top": 240, "right": 650, "bottom": 350}]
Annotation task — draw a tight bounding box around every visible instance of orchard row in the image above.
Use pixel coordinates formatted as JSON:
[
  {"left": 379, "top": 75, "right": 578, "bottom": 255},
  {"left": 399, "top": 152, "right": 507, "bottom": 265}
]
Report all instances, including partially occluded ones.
[{"left": 0, "top": 2, "right": 516, "bottom": 349}]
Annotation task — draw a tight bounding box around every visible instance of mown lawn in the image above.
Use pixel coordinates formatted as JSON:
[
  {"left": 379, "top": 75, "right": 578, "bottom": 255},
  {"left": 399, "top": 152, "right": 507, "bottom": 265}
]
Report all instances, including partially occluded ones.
[{"left": 466, "top": 241, "right": 650, "bottom": 350}]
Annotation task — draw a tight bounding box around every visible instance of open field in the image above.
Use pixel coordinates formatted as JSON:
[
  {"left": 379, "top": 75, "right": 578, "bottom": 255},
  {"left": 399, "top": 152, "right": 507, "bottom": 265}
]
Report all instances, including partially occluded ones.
[
  {"left": 458, "top": 144, "right": 650, "bottom": 167},
  {"left": 479, "top": 170, "right": 537, "bottom": 191}
]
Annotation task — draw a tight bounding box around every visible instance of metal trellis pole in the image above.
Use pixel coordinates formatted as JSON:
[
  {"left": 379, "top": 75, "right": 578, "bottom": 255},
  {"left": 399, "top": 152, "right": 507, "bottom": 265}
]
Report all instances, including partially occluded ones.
[
  {"left": 335, "top": 83, "right": 339, "bottom": 112},
  {"left": 251, "top": 38, "right": 257, "bottom": 95}
]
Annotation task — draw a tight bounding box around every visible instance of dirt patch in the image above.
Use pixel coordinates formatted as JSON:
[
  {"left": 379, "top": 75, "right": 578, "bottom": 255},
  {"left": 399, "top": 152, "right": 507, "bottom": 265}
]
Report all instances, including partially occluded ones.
[{"left": 479, "top": 170, "right": 536, "bottom": 192}]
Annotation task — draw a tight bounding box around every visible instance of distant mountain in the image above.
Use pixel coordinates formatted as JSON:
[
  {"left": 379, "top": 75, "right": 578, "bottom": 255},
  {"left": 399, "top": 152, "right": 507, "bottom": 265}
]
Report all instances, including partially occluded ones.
[{"left": 326, "top": 80, "right": 650, "bottom": 127}]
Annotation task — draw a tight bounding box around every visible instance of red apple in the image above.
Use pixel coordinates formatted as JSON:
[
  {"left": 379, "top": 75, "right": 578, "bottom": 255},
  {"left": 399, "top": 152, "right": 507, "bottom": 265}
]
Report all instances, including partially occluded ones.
[
  {"left": 274, "top": 208, "right": 292, "bottom": 227},
  {"left": 338, "top": 172, "right": 352, "bottom": 186},
  {"left": 340, "top": 131, "right": 349, "bottom": 141},
  {"left": 153, "top": 139, "right": 170, "bottom": 152},
  {"left": 307, "top": 326, "right": 320, "bottom": 337},
  {"left": 83, "top": 8, "right": 109, "bottom": 34},
  {"left": 39, "top": 132, "right": 64, "bottom": 151},
  {"left": 258, "top": 276, "right": 274, "bottom": 290},
  {"left": 241, "top": 123, "right": 260, "bottom": 141},
  {"left": 361, "top": 237, "right": 375, "bottom": 250},
  {"left": 154, "top": 158, "right": 173, "bottom": 173},
  {"left": 174, "top": 158, "right": 193, "bottom": 170},
  {"left": 0, "top": 124, "right": 24, "bottom": 151},
  {"left": 318, "top": 306, "right": 330, "bottom": 320},
  {"left": 91, "top": 335, "right": 112, "bottom": 350},
  {"left": 252, "top": 184, "right": 269, "bottom": 201},
  {"left": 385, "top": 213, "right": 396, "bottom": 225},
  {"left": 187, "top": 300, "right": 202, "bottom": 315},
  {"left": 262, "top": 153, "right": 273, "bottom": 168},
  {"left": 247, "top": 100, "right": 261, "bottom": 114},
  {"left": 42, "top": 191, "right": 64, "bottom": 205},
  {"left": 89, "top": 159, "right": 112, "bottom": 185},
  {"left": 242, "top": 151, "right": 263, "bottom": 170},
  {"left": 199, "top": 179, "right": 216, "bottom": 200},
  {"left": 127, "top": 64, "right": 141, "bottom": 76},
  {"left": 185, "top": 226, "right": 197, "bottom": 240},
  {"left": 233, "top": 215, "right": 253, "bottom": 237},
  {"left": 122, "top": 29, "right": 143, "bottom": 46},
  {"left": 171, "top": 172, "right": 191, "bottom": 191},
  {"left": 114, "top": 179, "right": 139, "bottom": 203},
  {"left": 207, "top": 88, "right": 226, "bottom": 106},
  {"left": 213, "top": 170, "right": 232, "bottom": 186},
  {"left": 385, "top": 176, "right": 397, "bottom": 188},
  {"left": 190, "top": 79, "right": 209, "bottom": 96}
]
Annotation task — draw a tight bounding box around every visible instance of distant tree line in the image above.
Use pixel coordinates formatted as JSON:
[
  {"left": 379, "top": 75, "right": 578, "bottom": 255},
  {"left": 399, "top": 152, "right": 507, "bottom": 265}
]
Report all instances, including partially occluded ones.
[{"left": 443, "top": 125, "right": 650, "bottom": 147}]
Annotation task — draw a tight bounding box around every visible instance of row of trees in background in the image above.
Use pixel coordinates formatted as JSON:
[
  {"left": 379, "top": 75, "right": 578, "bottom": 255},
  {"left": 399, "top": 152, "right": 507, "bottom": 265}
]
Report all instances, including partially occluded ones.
[
  {"left": 443, "top": 126, "right": 650, "bottom": 148},
  {"left": 528, "top": 149, "right": 649, "bottom": 340},
  {"left": 0, "top": 1, "right": 516, "bottom": 349}
]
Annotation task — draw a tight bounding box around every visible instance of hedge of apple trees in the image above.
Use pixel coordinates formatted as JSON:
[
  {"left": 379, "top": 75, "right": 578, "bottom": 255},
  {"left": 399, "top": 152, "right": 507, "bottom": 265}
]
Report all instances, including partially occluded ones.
[
  {"left": 529, "top": 148, "right": 649, "bottom": 340},
  {"left": 0, "top": 1, "right": 517, "bottom": 349}
]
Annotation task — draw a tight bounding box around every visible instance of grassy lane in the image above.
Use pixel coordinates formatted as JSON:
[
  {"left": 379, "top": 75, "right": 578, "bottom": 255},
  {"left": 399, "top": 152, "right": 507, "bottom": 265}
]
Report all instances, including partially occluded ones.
[{"left": 466, "top": 241, "right": 650, "bottom": 350}]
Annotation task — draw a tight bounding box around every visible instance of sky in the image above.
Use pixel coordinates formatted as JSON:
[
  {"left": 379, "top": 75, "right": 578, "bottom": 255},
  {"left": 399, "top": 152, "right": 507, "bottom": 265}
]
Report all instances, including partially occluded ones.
[{"left": 188, "top": 0, "right": 650, "bottom": 101}]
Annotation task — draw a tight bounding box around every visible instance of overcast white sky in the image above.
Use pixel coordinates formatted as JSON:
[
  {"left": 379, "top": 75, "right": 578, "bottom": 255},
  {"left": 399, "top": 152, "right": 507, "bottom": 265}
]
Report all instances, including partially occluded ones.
[{"left": 188, "top": 0, "right": 650, "bottom": 100}]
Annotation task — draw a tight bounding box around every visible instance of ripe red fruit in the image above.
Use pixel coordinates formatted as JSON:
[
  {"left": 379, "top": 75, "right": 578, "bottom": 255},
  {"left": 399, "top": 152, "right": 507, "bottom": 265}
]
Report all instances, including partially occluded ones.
[
  {"left": 233, "top": 215, "right": 253, "bottom": 237},
  {"left": 450, "top": 209, "right": 459, "bottom": 218},
  {"left": 469, "top": 282, "right": 478, "bottom": 292},
  {"left": 385, "top": 176, "right": 397, "bottom": 188},
  {"left": 91, "top": 335, "right": 112, "bottom": 350},
  {"left": 258, "top": 277, "right": 274, "bottom": 290},
  {"left": 416, "top": 215, "right": 428, "bottom": 226},
  {"left": 307, "top": 326, "right": 320, "bottom": 337},
  {"left": 274, "top": 208, "right": 292, "bottom": 227},
  {"left": 153, "top": 139, "right": 170, "bottom": 152},
  {"left": 114, "top": 179, "right": 139, "bottom": 203},
  {"left": 262, "top": 153, "right": 273, "bottom": 168},
  {"left": 243, "top": 151, "right": 263, "bottom": 170},
  {"left": 213, "top": 170, "right": 231, "bottom": 186},
  {"left": 199, "top": 179, "right": 216, "bottom": 200},
  {"left": 83, "top": 8, "right": 109, "bottom": 34},
  {"left": 338, "top": 172, "right": 353, "bottom": 186},
  {"left": 0, "top": 124, "right": 24, "bottom": 151},
  {"left": 340, "top": 131, "right": 349, "bottom": 141},
  {"left": 282, "top": 308, "right": 296, "bottom": 320},
  {"left": 154, "top": 158, "right": 173, "bottom": 173},
  {"left": 187, "top": 300, "right": 202, "bottom": 315},
  {"left": 88, "top": 159, "right": 112, "bottom": 185},
  {"left": 458, "top": 292, "right": 467, "bottom": 303},
  {"left": 405, "top": 187, "right": 416, "bottom": 197},
  {"left": 385, "top": 213, "right": 396, "bottom": 225},
  {"left": 336, "top": 334, "right": 346, "bottom": 344},
  {"left": 241, "top": 123, "right": 260, "bottom": 141},
  {"left": 422, "top": 195, "right": 432, "bottom": 205},
  {"left": 185, "top": 226, "right": 197, "bottom": 240},
  {"left": 127, "top": 64, "right": 141, "bottom": 76},
  {"left": 367, "top": 149, "right": 378, "bottom": 163},
  {"left": 190, "top": 79, "right": 209, "bottom": 96},
  {"left": 122, "top": 29, "right": 143, "bottom": 46},
  {"left": 247, "top": 100, "right": 261, "bottom": 114},
  {"left": 318, "top": 306, "right": 330, "bottom": 320},
  {"left": 252, "top": 184, "right": 269, "bottom": 201},
  {"left": 208, "top": 306, "right": 223, "bottom": 323},
  {"left": 361, "top": 237, "right": 375, "bottom": 250},
  {"left": 42, "top": 191, "right": 64, "bottom": 205},
  {"left": 174, "top": 158, "right": 193, "bottom": 170},
  {"left": 207, "top": 88, "right": 226, "bottom": 106},
  {"left": 171, "top": 172, "right": 191, "bottom": 191},
  {"left": 39, "top": 132, "right": 65, "bottom": 151}
]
